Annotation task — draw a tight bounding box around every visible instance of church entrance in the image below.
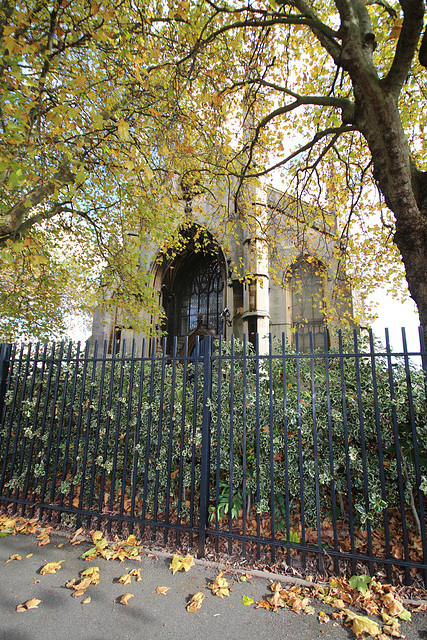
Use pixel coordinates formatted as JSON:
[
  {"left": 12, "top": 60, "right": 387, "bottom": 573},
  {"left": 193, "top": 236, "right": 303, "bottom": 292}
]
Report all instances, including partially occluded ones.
[{"left": 158, "top": 227, "right": 226, "bottom": 353}]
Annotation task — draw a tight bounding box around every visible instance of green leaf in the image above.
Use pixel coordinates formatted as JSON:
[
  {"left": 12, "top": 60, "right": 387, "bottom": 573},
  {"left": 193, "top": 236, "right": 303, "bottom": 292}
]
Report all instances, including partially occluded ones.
[
  {"left": 242, "top": 596, "right": 254, "bottom": 606},
  {"left": 348, "top": 574, "right": 372, "bottom": 596},
  {"left": 398, "top": 608, "right": 411, "bottom": 621}
]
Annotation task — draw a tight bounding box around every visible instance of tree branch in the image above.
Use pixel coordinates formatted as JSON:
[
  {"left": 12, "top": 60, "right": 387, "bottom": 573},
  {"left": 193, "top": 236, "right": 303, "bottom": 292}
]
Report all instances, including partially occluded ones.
[
  {"left": 289, "top": 0, "right": 343, "bottom": 63},
  {"left": 383, "top": 0, "right": 425, "bottom": 94},
  {"left": 162, "top": 8, "right": 341, "bottom": 69},
  {"left": 0, "top": 202, "right": 73, "bottom": 245},
  {"left": 239, "top": 93, "right": 355, "bottom": 180},
  {"left": 235, "top": 124, "right": 355, "bottom": 182},
  {"left": 365, "top": 0, "right": 397, "bottom": 18},
  {"left": 0, "top": 162, "right": 75, "bottom": 238}
]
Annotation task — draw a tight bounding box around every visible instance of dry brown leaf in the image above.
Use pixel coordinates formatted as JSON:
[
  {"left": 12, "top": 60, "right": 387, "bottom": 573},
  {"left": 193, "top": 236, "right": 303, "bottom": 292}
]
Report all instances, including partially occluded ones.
[
  {"left": 23, "top": 598, "right": 42, "bottom": 610},
  {"left": 118, "top": 573, "right": 132, "bottom": 585},
  {"left": 240, "top": 573, "right": 253, "bottom": 583},
  {"left": 319, "top": 611, "right": 330, "bottom": 624},
  {"left": 119, "top": 593, "right": 134, "bottom": 605},
  {"left": 385, "top": 600, "right": 404, "bottom": 617},
  {"left": 130, "top": 568, "right": 141, "bottom": 581},
  {"left": 80, "top": 567, "right": 100, "bottom": 584},
  {"left": 92, "top": 530, "right": 104, "bottom": 542},
  {"left": 267, "top": 590, "right": 286, "bottom": 611},
  {"left": 383, "top": 618, "right": 402, "bottom": 637},
  {"left": 210, "top": 572, "right": 230, "bottom": 598},
  {"left": 75, "top": 576, "right": 92, "bottom": 591},
  {"left": 5, "top": 554, "right": 21, "bottom": 564},
  {"left": 156, "top": 586, "right": 171, "bottom": 595},
  {"left": 70, "top": 528, "right": 84, "bottom": 545},
  {"left": 344, "top": 609, "right": 381, "bottom": 637},
  {"left": 186, "top": 591, "right": 205, "bottom": 612},
  {"left": 332, "top": 598, "right": 345, "bottom": 609},
  {"left": 72, "top": 589, "right": 86, "bottom": 598},
  {"left": 65, "top": 578, "right": 76, "bottom": 589},
  {"left": 81, "top": 596, "right": 91, "bottom": 605},
  {"left": 37, "top": 534, "right": 50, "bottom": 546},
  {"left": 40, "top": 561, "right": 64, "bottom": 575}
]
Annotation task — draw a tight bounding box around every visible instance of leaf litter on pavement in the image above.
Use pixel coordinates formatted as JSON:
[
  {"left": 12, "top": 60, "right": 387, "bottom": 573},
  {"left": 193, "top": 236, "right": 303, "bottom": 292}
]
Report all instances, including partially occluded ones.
[{"left": 1, "top": 513, "right": 426, "bottom": 636}]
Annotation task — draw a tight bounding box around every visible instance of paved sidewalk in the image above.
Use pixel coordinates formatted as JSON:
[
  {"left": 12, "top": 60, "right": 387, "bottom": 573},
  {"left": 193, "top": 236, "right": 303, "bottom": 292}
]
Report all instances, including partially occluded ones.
[{"left": 1, "top": 531, "right": 426, "bottom": 640}]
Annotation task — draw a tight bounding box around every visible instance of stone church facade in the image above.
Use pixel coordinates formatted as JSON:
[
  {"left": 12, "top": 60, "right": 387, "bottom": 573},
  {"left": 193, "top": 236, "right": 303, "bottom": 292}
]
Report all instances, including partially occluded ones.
[{"left": 89, "top": 178, "right": 354, "bottom": 355}]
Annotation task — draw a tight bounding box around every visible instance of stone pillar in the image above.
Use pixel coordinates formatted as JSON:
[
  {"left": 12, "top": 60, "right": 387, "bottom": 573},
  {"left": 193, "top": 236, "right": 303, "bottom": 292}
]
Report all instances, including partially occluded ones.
[{"left": 241, "top": 183, "right": 270, "bottom": 354}]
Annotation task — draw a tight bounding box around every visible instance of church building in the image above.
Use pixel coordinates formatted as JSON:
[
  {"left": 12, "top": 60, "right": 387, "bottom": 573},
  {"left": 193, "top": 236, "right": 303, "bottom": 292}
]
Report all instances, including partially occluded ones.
[{"left": 89, "top": 177, "right": 354, "bottom": 355}]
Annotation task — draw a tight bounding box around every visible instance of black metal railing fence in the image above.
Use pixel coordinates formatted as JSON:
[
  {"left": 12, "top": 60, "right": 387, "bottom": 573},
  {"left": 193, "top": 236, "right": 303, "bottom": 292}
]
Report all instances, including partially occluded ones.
[{"left": 0, "top": 329, "right": 426, "bottom": 584}]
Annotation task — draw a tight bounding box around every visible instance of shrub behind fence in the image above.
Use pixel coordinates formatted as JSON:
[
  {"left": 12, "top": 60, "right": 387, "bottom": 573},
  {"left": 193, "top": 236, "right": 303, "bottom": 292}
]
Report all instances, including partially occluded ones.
[{"left": 0, "top": 330, "right": 426, "bottom": 584}]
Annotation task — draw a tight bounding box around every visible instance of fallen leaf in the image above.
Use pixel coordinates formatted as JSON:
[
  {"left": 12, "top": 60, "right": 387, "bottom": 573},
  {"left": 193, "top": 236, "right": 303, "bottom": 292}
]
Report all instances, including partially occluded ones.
[
  {"left": 70, "top": 528, "right": 84, "bottom": 545},
  {"left": 81, "top": 596, "right": 91, "bottom": 605},
  {"left": 92, "top": 530, "right": 104, "bottom": 542},
  {"left": 40, "top": 561, "right": 64, "bottom": 575},
  {"left": 240, "top": 573, "right": 253, "bottom": 583},
  {"left": 130, "top": 568, "right": 141, "bottom": 581},
  {"left": 242, "top": 595, "right": 254, "bottom": 606},
  {"left": 118, "top": 573, "right": 132, "bottom": 585},
  {"left": 349, "top": 574, "right": 372, "bottom": 596},
  {"left": 267, "top": 590, "right": 286, "bottom": 611},
  {"left": 169, "top": 555, "right": 182, "bottom": 575},
  {"left": 169, "top": 553, "right": 195, "bottom": 575},
  {"left": 180, "top": 554, "right": 195, "bottom": 572},
  {"left": 319, "top": 611, "right": 330, "bottom": 624},
  {"left": 255, "top": 600, "right": 271, "bottom": 610},
  {"left": 23, "top": 598, "right": 42, "bottom": 610},
  {"left": 37, "top": 528, "right": 51, "bottom": 546},
  {"left": 80, "top": 566, "right": 99, "bottom": 578},
  {"left": 119, "top": 593, "right": 134, "bottom": 605},
  {"left": 25, "top": 554, "right": 33, "bottom": 559},
  {"left": 156, "top": 586, "right": 171, "bottom": 595},
  {"left": 65, "top": 578, "right": 76, "bottom": 589},
  {"left": 345, "top": 609, "right": 381, "bottom": 637},
  {"left": 186, "top": 591, "right": 205, "bottom": 612},
  {"left": 383, "top": 618, "right": 402, "bottom": 637},
  {"left": 5, "top": 554, "right": 22, "bottom": 564},
  {"left": 210, "top": 572, "right": 230, "bottom": 598}
]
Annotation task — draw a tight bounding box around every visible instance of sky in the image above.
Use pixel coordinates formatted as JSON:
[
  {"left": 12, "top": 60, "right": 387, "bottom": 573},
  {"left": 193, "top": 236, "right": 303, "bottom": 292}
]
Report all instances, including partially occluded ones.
[{"left": 370, "top": 289, "right": 421, "bottom": 353}]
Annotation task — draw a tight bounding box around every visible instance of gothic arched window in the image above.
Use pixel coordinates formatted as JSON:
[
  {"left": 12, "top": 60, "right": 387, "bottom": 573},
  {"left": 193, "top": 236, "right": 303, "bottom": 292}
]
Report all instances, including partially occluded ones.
[
  {"left": 177, "top": 255, "right": 224, "bottom": 335},
  {"left": 159, "top": 227, "right": 225, "bottom": 351},
  {"left": 290, "top": 258, "right": 328, "bottom": 350}
]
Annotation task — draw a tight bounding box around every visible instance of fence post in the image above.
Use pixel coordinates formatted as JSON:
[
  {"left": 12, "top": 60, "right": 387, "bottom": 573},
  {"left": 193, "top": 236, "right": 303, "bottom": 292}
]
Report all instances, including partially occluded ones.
[
  {"left": 198, "top": 335, "right": 212, "bottom": 557},
  {"left": 0, "top": 343, "right": 11, "bottom": 425}
]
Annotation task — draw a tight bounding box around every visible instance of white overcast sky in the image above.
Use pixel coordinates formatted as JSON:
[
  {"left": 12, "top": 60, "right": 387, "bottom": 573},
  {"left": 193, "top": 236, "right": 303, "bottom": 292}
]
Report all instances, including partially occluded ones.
[{"left": 370, "top": 290, "right": 421, "bottom": 353}]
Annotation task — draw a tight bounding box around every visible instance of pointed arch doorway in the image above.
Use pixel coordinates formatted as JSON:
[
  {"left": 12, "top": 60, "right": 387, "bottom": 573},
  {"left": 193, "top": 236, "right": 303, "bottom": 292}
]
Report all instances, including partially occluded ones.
[{"left": 156, "top": 227, "right": 226, "bottom": 354}]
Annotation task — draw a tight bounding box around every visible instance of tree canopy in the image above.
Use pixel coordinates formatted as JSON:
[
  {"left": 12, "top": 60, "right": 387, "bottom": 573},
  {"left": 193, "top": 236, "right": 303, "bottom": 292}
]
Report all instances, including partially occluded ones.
[{"left": 2, "top": 0, "right": 427, "bottom": 340}]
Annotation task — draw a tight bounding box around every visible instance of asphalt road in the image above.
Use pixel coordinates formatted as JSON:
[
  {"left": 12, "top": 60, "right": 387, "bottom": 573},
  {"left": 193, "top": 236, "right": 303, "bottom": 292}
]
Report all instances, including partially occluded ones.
[{"left": 1, "top": 531, "right": 426, "bottom": 640}]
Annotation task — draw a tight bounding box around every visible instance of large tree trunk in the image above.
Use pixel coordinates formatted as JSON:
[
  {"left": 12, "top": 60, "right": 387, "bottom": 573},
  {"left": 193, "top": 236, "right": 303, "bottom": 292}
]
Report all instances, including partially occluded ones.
[
  {"left": 355, "top": 94, "right": 427, "bottom": 344},
  {"left": 337, "top": 0, "right": 427, "bottom": 343}
]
